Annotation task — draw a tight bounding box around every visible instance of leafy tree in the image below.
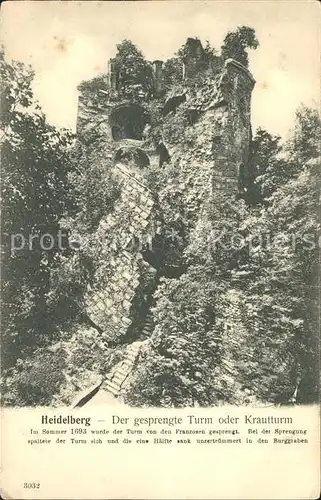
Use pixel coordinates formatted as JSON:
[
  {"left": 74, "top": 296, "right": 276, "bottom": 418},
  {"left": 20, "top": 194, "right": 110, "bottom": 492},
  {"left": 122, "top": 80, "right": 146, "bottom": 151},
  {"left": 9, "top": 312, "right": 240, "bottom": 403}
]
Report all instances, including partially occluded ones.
[
  {"left": 236, "top": 107, "right": 320, "bottom": 403},
  {"left": 237, "top": 160, "right": 319, "bottom": 403},
  {"left": 68, "top": 145, "right": 121, "bottom": 232},
  {"left": 0, "top": 48, "right": 34, "bottom": 131},
  {"left": 221, "top": 26, "right": 259, "bottom": 67},
  {"left": 2, "top": 349, "right": 67, "bottom": 406},
  {"left": 162, "top": 57, "right": 184, "bottom": 91},
  {"left": 113, "top": 40, "right": 153, "bottom": 100},
  {"left": 123, "top": 271, "right": 222, "bottom": 407},
  {"left": 123, "top": 180, "right": 248, "bottom": 406},
  {"left": 77, "top": 74, "right": 109, "bottom": 95},
  {"left": 203, "top": 40, "right": 222, "bottom": 71},
  {"left": 248, "top": 107, "right": 320, "bottom": 206},
  {"left": 248, "top": 127, "right": 284, "bottom": 203},
  {"left": 77, "top": 74, "right": 109, "bottom": 108},
  {"left": 1, "top": 48, "right": 74, "bottom": 370},
  {"left": 286, "top": 105, "right": 321, "bottom": 164},
  {"left": 47, "top": 145, "right": 122, "bottom": 323}
]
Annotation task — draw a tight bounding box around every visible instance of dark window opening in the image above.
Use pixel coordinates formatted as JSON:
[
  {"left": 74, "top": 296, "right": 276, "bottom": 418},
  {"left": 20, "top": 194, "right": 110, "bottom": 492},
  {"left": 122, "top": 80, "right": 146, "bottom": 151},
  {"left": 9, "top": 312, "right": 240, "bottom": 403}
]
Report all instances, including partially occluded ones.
[
  {"left": 141, "top": 234, "right": 164, "bottom": 269},
  {"left": 156, "top": 142, "right": 171, "bottom": 167},
  {"left": 186, "top": 109, "right": 200, "bottom": 125},
  {"left": 111, "top": 126, "right": 122, "bottom": 141},
  {"left": 109, "top": 104, "right": 150, "bottom": 141},
  {"left": 114, "top": 147, "right": 150, "bottom": 169},
  {"left": 161, "top": 94, "right": 186, "bottom": 116}
]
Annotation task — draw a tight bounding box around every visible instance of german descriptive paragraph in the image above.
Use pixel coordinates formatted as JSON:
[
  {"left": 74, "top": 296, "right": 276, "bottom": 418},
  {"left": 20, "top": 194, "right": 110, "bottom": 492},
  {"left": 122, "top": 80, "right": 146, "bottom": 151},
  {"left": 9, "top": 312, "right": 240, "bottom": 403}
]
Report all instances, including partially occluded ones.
[{"left": 26, "top": 414, "right": 309, "bottom": 447}]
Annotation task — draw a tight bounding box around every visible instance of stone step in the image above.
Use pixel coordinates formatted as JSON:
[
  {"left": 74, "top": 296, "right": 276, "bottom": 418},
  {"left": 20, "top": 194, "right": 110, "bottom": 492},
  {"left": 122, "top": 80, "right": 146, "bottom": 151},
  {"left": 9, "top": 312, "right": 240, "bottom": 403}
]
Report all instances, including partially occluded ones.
[
  {"left": 121, "top": 365, "right": 133, "bottom": 373},
  {"left": 112, "top": 374, "right": 126, "bottom": 385},
  {"left": 126, "top": 347, "right": 141, "bottom": 354},
  {"left": 128, "top": 342, "right": 142, "bottom": 348},
  {"left": 121, "top": 366, "right": 132, "bottom": 374},
  {"left": 122, "top": 359, "right": 134, "bottom": 367},
  {"left": 126, "top": 350, "right": 139, "bottom": 357},
  {"left": 113, "top": 368, "right": 129, "bottom": 378},
  {"left": 127, "top": 347, "right": 141, "bottom": 354},
  {"left": 127, "top": 350, "right": 139, "bottom": 356},
  {"left": 126, "top": 356, "right": 138, "bottom": 363},
  {"left": 127, "top": 355, "right": 139, "bottom": 361},
  {"left": 104, "top": 384, "right": 119, "bottom": 396},
  {"left": 116, "top": 367, "right": 129, "bottom": 377},
  {"left": 105, "top": 379, "right": 121, "bottom": 392}
]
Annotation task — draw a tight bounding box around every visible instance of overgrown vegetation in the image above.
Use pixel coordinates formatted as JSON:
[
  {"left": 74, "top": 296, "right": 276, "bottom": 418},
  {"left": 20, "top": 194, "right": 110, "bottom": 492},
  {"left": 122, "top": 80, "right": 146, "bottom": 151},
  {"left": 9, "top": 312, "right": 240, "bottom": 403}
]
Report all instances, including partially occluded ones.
[
  {"left": 123, "top": 104, "right": 320, "bottom": 407},
  {"left": 221, "top": 26, "right": 259, "bottom": 67},
  {"left": 0, "top": 47, "right": 75, "bottom": 372},
  {"left": 1, "top": 30, "right": 319, "bottom": 407}
]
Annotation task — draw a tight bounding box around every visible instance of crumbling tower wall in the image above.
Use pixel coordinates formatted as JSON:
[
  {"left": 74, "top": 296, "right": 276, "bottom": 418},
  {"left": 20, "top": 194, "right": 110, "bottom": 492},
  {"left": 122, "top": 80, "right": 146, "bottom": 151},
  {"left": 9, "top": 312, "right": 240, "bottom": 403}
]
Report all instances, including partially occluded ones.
[
  {"left": 75, "top": 43, "right": 255, "bottom": 344},
  {"left": 76, "top": 80, "right": 164, "bottom": 342}
]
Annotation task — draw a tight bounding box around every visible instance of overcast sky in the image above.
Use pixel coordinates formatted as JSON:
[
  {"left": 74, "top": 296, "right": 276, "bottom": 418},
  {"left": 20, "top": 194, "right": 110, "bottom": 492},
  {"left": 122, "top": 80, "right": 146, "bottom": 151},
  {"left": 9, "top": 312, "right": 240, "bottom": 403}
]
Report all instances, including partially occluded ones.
[{"left": 1, "top": 0, "right": 320, "bottom": 138}]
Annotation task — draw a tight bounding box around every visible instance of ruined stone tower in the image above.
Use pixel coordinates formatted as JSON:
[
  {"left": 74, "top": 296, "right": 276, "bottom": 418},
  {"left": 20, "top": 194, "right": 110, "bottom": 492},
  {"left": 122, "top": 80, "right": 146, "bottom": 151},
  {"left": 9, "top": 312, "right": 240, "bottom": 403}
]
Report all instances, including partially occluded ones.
[{"left": 75, "top": 40, "right": 255, "bottom": 346}]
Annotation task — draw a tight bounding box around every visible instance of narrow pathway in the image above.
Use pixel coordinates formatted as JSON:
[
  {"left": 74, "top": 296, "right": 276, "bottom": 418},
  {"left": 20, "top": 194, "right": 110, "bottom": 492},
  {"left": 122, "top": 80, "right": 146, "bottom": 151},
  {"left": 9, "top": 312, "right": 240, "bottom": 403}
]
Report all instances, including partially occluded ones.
[
  {"left": 73, "top": 340, "right": 148, "bottom": 407},
  {"left": 102, "top": 341, "right": 143, "bottom": 397}
]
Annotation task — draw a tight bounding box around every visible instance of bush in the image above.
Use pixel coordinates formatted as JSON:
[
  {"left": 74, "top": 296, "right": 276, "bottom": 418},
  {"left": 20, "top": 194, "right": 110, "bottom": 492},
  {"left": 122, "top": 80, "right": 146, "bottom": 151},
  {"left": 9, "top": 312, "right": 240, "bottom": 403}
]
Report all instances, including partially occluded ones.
[{"left": 2, "top": 350, "right": 67, "bottom": 407}]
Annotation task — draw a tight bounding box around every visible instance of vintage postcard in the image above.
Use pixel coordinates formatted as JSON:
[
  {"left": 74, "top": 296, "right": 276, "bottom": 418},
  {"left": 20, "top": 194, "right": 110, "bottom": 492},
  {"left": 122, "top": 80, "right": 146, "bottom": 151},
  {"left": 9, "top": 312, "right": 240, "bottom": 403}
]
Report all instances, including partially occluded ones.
[{"left": 0, "top": 1, "right": 320, "bottom": 498}]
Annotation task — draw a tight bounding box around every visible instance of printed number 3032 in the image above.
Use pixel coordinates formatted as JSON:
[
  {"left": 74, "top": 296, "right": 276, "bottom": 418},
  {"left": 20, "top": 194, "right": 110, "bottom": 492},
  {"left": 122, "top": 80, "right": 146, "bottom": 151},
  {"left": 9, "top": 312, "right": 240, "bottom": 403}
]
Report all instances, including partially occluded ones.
[{"left": 24, "top": 482, "right": 40, "bottom": 489}]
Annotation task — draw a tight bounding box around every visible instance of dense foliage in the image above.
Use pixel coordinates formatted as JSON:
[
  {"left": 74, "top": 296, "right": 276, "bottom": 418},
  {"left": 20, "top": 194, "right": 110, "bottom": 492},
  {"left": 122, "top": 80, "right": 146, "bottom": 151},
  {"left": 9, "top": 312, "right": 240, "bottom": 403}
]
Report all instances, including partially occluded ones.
[
  {"left": 1, "top": 48, "right": 74, "bottom": 373},
  {"left": 221, "top": 26, "right": 259, "bottom": 67},
  {"left": 112, "top": 40, "right": 154, "bottom": 101},
  {"left": 1, "top": 33, "right": 319, "bottom": 408},
  {"left": 123, "top": 104, "right": 320, "bottom": 406},
  {"left": 0, "top": 50, "right": 121, "bottom": 405}
]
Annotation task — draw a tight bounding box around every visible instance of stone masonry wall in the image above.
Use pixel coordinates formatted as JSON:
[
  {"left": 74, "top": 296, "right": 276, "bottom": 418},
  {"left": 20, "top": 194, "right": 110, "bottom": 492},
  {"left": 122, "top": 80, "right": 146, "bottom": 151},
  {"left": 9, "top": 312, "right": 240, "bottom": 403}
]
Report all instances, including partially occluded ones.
[
  {"left": 75, "top": 53, "right": 255, "bottom": 346},
  {"left": 84, "top": 162, "right": 160, "bottom": 342}
]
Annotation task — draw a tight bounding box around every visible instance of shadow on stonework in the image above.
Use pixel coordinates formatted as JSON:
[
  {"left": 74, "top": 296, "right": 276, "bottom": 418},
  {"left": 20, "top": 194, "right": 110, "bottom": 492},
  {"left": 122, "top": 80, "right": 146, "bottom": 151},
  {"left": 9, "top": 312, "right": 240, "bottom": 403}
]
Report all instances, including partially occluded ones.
[{"left": 109, "top": 103, "right": 150, "bottom": 141}]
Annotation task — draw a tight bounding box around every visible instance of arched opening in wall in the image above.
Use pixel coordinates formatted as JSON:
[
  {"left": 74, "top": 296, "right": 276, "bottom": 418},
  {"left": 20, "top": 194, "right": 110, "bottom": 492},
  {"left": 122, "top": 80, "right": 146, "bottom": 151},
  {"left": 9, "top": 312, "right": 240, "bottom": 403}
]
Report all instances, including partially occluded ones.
[
  {"left": 156, "top": 142, "right": 171, "bottom": 167},
  {"left": 109, "top": 104, "right": 150, "bottom": 141},
  {"left": 186, "top": 108, "right": 200, "bottom": 125},
  {"left": 114, "top": 147, "right": 150, "bottom": 169},
  {"left": 111, "top": 126, "right": 122, "bottom": 141},
  {"left": 161, "top": 93, "right": 186, "bottom": 116}
]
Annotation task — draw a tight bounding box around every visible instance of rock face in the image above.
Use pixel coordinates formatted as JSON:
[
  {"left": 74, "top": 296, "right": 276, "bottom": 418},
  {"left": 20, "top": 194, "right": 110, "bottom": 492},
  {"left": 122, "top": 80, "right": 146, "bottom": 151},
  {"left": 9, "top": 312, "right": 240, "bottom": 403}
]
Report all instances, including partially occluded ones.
[{"left": 75, "top": 45, "right": 255, "bottom": 348}]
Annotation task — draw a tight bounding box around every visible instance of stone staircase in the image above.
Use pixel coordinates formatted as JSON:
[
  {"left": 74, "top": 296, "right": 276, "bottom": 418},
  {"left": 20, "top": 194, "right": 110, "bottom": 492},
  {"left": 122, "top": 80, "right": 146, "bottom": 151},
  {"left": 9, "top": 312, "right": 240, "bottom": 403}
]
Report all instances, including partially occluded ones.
[
  {"left": 141, "top": 312, "right": 154, "bottom": 339},
  {"left": 103, "top": 341, "right": 143, "bottom": 397},
  {"left": 72, "top": 340, "right": 148, "bottom": 407}
]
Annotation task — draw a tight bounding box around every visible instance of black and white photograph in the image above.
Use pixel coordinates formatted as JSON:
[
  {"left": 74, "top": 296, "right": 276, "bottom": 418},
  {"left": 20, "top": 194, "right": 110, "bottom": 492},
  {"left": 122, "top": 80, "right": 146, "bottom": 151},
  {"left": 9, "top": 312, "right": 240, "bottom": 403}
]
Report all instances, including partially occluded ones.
[{"left": 1, "top": 0, "right": 320, "bottom": 411}]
